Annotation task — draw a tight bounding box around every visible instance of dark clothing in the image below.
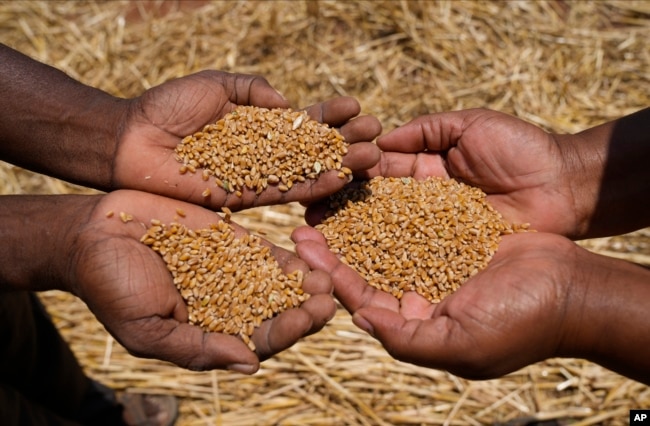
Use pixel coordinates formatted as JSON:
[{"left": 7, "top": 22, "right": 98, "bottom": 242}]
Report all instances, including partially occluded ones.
[{"left": 0, "top": 291, "right": 125, "bottom": 425}]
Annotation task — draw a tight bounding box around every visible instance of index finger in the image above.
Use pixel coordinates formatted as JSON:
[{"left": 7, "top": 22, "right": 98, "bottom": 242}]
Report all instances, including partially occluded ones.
[
  {"left": 302, "top": 96, "right": 361, "bottom": 127},
  {"left": 225, "top": 72, "right": 290, "bottom": 109},
  {"left": 377, "top": 111, "right": 468, "bottom": 153},
  {"left": 360, "top": 151, "right": 449, "bottom": 181}
]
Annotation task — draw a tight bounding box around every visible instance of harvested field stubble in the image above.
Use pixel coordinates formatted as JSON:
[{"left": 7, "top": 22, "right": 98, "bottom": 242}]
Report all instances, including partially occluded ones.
[
  {"left": 3, "top": 0, "right": 649, "bottom": 424},
  {"left": 317, "top": 176, "right": 529, "bottom": 302}
]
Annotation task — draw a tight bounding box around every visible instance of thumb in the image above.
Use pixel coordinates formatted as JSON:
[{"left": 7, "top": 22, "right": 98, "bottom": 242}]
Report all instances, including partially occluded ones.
[
  {"left": 231, "top": 74, "right": 290, "bottom": 108},
  {"left": 352, "top": 308, "right": 406, "bottom": 349},
  {"left": 352, "top": 307, "right": 455, "bottom": 368}
]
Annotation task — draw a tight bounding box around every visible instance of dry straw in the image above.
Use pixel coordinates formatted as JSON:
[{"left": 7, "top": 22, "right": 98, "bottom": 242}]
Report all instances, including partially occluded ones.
[{"left": 2, "top": 1, "right": 649, "bottom": 424}]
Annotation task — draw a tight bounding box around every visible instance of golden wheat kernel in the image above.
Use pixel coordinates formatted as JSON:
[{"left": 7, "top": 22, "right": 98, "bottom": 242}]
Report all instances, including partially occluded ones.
[
  {"left": 264, "top": 173, "right": 279, "bottom": 186},
  {"left": 316, "top": 176, "right": 530, "bottom": 303},
  {"left": 175, "top": 106, "right": 348, "bottom": 195},
  {"left": 221, "top": 206, "right": 232, "bottom": 223},
  {"left": 119, "top": 211, "right": 133, "bottom": 223},
  {"left": 141, "top": 218, "right": 309, "bottom": 347},
  {"left": 340, "top": 166, "right": 352, "bottom": 175}
]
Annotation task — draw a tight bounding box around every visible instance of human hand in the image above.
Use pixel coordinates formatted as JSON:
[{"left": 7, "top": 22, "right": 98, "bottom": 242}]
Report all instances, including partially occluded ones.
[
  {"left": 66, "top": 191, "right": 335, "bottom": 373},
  {"left": 292, "top": 227, "right": 608, "bottom": 379},
  {"left": 113, "top": 70, "right": 381, "bottom": 211},
  {"left": 309, "top": 108, "right": 584, "bottom": 238}
]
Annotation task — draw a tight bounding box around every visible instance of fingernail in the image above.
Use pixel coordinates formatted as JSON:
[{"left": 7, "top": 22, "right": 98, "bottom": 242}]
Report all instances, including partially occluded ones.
[
  {"left": 352, "top": 313, "right": 374, "bottom": 337},
  {"left": 275, "top": 89, "right": 287, "bottom": 101},
  {"left": 227, "top": 363, "right": 256, "bottom": 374}
]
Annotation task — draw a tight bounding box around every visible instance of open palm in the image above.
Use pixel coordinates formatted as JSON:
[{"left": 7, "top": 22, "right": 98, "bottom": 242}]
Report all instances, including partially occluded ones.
[
  {"left": 68, "top": 190, "right": 335, "bottom": 373},
  {"left": 293, "top": 226, "right": 577, "bottom": 379},
  {"left": 112, "top": 70, "right": 381, "bottom": 211},
  {"left": 360, "top": 109, "right": 582, "bottom": 237}
]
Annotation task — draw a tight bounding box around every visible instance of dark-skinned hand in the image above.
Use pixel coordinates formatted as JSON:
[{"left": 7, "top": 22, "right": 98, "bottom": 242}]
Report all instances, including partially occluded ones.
[
  {"left": 57, "top": 191, "right": 335, "bottom": 373},
  {"left": 292, "top": 226, "right": 650, "bottom": 384},
  {"left": 306, "top": 108, "right": 580, "bottom": 236},
  {"left": 113, "top": 71, "right": 381, "bottom": 210}
]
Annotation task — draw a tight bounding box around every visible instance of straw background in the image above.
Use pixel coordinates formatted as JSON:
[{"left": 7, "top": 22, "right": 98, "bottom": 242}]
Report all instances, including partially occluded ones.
[{"left": 1, "top": 1, "right": 649, "bottom": 424}]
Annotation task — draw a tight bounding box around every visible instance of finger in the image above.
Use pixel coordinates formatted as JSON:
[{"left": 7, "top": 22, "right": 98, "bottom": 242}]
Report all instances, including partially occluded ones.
[
  {"left": 354, "top": 151, "right": 451, "bottom": 182},
  {"left": 291, "top": 225, "right": 328, "bottom": 244},
  {"left": 376, "top": 152, "right": 419, "bottom": 177},
  {"left": 107, "top": 192, "right": 271, "bottom": 243},
  {"left": 303, "top": 96, "right": 361, "bottom": 127},
  {"left": 299, "top": 293, "right": 337, "bottom": 335},
  {"left": 254, "top": 293, "right": 336, "bottom": 360},
  {"left": 301, "top": 268, "right": 333, "bottom": 296},
  {"left": 228, "top": 73, "right": 290, "bottom": 109},
  {"left": 352, "top": 307, "right": 458, "bottom": 368},
  {"left": 294, "top": 239, "right": 398, "bottom": 313},
  {"left": 252, "top": 307, "right": 311, "bottom": 360},
  {"left": 252, "top": 273, "right": 335, "bottom": 359},
  {"left": 341, "top": 142, "right": 381, "bottom": 172},
  {"left": 219, "top": 168, "right": 350, "bottom": 210},
  {"left": 377, "top": 112, "right": 468, "bottom": 153},
  {"left": 338, "top": 114, "right": 382, "bottom": 144},
  {"left": 303, "top": 202, "right": 330, "bottom": 226},
  {"left": 124, "top": 319, "right": 260, "bottom": 373},
  {"left": 399, "top": 291, "right": 438, "bottom": 320},
  {"left": 271, "top": 245, "right": 310, "bottom": 274}
]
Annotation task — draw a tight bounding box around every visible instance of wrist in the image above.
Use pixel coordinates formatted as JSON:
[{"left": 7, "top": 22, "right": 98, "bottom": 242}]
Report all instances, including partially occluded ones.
[
  {"left": 559, "top": 246, "right": 650, "bottom": 383},
  {"left": 54, "top": 92, "right": 127, "bottom": 191},
  {"left": 0, "top": 44, "right": 126, "bottom": 190},
  {"left": 554, "top": 108, "right": 650, "bottom": 239},
  {"left": 0, "top": 195, "right": 95, "bottom": 293},
  {"left": 551, "top": 132, "right": 605, "bottom": 239},
  {"left": 11, "top": 83, "right": 125, "bottom": 191}
]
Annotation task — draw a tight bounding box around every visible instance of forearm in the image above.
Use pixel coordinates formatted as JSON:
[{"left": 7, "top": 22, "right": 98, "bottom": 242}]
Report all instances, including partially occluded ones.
[
  {"left": 555, "top": 107, "right": 650, "bottom": 239},
  {"left": 561, "top": 247, "right": 650, "bottom": 384},
  {"left": 0, "top": 44, "right": 126, "bottom": 190},
  {"left": 0, "top": 195, "right": 94, "bottom": 293}
]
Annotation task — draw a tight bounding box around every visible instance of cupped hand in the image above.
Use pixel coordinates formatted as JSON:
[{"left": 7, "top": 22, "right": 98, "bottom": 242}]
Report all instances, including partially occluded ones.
[
  {"left": 309, "top": 108, "right": 581, "bottom": 237},
  {"left": 112, "top": 70, "right": 381, "bottom": 211},
  {"left": 292, "top": 226, "right": 578, "bottom": 379},
  {"left": 67, "top": 190, "right": 336, "bottom": 373}
]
